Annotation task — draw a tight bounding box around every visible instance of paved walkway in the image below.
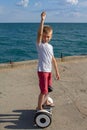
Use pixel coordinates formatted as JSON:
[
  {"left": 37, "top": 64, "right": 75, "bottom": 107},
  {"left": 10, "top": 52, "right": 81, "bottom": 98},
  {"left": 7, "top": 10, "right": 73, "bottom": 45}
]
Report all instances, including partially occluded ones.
[{"left": 0, "top": 56, "right": 87, "bottom": 130}]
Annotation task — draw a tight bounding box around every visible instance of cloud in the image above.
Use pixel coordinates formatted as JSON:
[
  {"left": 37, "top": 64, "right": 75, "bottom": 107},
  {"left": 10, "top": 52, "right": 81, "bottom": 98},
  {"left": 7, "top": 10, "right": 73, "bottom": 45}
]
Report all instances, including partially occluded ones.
[
  {"left": 66, "top": 0, "right": 78, "bottom": 5},
  {"left": 0, "top": 6, "right": 4, "bottom": 14},
  {"left": 79, "top": 1, "right": 87, "bottom": 7},
  {"left": 35, "top": 2, "right": 42, "bottom": 7},
  {"left": 72, "top": 12, "right": 81, "bottom": 17},
  {"left": 16, "top": 0, "right": 29, "bottom": 7}
]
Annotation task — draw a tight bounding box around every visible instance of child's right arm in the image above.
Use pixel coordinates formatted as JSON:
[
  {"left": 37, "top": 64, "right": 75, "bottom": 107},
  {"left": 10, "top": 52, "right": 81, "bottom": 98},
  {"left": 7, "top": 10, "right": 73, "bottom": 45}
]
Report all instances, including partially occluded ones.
[{"left": 37, "top": 12, "right": 46, "bottom": 44}]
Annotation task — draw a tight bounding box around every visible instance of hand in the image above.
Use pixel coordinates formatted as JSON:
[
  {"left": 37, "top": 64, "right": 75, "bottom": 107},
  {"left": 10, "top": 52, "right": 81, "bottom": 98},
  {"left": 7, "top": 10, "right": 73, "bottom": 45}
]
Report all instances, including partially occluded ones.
[
  {"left": 56, "top": 72, "right": 60, "bottom": 80},
  {"left": 41, "top": 11, "right": 46, "bottom": 21}
]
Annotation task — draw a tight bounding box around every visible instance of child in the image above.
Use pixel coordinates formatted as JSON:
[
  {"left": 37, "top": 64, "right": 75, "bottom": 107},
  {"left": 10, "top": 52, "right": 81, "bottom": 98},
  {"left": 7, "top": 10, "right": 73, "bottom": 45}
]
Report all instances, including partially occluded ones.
[{"left": 36, "top": 12, "right": 60, "bottom": 110}]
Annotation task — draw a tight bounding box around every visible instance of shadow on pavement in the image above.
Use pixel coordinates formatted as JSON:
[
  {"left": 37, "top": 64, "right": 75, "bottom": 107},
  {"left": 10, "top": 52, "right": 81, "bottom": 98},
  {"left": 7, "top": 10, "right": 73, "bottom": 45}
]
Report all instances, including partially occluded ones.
[{"left": 0, "top": 109, "right": 41, "bottom": 129}]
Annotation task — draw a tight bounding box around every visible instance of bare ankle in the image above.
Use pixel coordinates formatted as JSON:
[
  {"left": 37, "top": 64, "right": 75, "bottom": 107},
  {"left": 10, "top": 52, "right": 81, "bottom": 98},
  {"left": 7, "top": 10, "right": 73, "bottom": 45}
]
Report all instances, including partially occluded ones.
[{"left": 36, "top": 106, "right": 43, "bottom": 110}]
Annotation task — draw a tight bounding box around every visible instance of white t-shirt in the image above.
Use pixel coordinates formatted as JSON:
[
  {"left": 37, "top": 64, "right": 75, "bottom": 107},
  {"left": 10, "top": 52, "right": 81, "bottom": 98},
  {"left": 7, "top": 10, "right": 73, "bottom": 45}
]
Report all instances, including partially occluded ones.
[{"left": 37, "top": 43, "right": 54, "bottom": 72}]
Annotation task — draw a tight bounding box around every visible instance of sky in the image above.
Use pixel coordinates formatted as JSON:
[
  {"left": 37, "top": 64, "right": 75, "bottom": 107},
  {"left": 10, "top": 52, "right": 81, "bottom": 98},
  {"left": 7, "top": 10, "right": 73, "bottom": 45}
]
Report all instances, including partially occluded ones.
[{"left": 0, "top": 0, "right": 87, "bottom": 23}]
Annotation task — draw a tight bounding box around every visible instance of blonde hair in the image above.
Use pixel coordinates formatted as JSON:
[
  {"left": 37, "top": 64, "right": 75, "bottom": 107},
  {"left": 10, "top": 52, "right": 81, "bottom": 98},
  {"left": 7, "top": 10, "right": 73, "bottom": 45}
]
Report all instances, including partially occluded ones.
[{"left": 43, "top": 25, "right": 53, "bottom": 34}]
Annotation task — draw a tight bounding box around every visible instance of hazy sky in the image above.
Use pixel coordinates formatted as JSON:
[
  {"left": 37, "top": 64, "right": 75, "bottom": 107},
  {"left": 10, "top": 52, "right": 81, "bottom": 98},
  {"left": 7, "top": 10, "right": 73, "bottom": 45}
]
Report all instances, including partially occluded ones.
[{"left": 0, "top": 0, "right": 87, "bottom": 23}]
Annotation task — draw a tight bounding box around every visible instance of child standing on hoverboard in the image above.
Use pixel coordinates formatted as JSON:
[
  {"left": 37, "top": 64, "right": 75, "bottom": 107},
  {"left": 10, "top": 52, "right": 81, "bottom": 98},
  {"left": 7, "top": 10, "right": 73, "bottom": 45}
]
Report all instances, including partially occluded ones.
[{"left": 36, "top": 12, "right": 60, "bottom": 110}]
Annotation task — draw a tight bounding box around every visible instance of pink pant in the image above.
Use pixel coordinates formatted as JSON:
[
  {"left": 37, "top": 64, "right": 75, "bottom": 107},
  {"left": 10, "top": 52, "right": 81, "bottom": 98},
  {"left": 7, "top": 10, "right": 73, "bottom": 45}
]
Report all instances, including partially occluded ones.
[{"left": 38, "top": 72, "right": 52, "bottom": 94}]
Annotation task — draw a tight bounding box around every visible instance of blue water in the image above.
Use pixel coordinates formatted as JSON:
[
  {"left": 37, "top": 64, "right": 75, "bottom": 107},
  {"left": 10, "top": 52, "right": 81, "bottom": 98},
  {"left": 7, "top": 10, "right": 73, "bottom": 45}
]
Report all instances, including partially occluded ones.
[{"left": 0, "top": 23, "right": 87, "bottom": 63}]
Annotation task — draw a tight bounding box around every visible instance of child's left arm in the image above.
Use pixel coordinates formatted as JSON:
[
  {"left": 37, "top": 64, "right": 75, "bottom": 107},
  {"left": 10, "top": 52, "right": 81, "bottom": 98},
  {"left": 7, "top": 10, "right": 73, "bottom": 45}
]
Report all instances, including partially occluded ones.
[{"left": 52, "top": 56, "right": 60, "bottom": 80}]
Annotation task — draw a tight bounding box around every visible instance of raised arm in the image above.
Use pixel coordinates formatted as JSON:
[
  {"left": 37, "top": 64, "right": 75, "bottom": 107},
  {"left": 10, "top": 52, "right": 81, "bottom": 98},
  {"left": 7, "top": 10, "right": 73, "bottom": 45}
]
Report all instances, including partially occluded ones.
[{"left": 37, "top": 12, "right": 46, "bottom": 44}]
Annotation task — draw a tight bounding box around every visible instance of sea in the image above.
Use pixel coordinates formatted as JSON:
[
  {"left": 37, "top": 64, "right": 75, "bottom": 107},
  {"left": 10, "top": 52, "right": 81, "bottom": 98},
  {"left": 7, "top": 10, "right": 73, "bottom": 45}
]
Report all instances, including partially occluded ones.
[{"left": 0, "top": 23, "right": 87, "bottom": 63}]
